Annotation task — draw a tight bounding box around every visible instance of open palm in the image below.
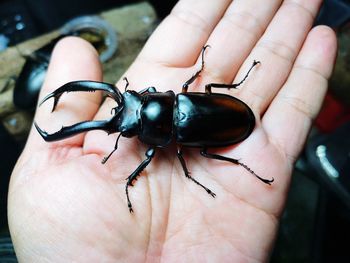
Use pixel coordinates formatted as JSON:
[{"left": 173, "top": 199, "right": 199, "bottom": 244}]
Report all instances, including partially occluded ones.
[{"left": 9, "top": 0, "right": 336, "bottom": 262}]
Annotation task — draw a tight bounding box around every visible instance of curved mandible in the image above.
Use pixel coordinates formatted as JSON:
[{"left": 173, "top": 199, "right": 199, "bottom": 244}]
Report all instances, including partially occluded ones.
[
  {"left": 34, "top": 114, "right": 119, "bottom": 142},
  {"left": 39, "top": 81, "right": 123, "bottom": 112}
]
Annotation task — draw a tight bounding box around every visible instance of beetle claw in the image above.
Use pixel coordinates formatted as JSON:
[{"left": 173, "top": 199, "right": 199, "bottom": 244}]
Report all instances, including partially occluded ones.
[
  {"left": 261, "top": 177, "right": 274, "bottom": 185},
  {"left": 125, "top": 177, "right": 134, "bottom": 186},
  {"left": 253, "top": 60, "right": 261, "bottom": 66},
  {"left": 208, "top": 190, "right": 216, "bottom": 198}
]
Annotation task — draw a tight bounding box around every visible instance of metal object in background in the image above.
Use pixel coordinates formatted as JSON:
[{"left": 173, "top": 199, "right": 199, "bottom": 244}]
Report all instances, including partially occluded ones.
[
  {"left": 307, "top": 122, "right": 350, "bottom": 209},
  {"left": 61, "top": 15, "right": 118, "bottom": 63}
]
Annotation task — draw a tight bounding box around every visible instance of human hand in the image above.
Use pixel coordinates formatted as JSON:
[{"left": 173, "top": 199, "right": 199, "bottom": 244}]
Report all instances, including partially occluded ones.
[{"left": 9, "top": 0, "right": 337, "bottom": 262}]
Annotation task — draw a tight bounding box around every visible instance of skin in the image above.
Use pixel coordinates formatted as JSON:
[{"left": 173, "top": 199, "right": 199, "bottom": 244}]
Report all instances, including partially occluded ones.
[{"left": 8, "top": 0, "right": 337, "bottom": 262}]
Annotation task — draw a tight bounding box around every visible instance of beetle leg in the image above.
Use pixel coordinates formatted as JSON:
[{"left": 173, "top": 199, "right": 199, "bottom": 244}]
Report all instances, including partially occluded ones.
[
  {"left": 39, "top": 81, "right": 123, "bottom": 112},
  {"left": 125, "top": 147, "right": 156, "bottom": 213},
  {"left": 205, "top": 60, "right": 260, "bottom": 94},
  {"left": 177, "top": 147, "right": 216, "bottom": 197},
  {"left": 200, "top": 148, "right": 274, "bottom": 185},
  {"left": 182, "top": 45, "right": 210, "bottom": 93},
  {"left": 101, "top": 132, "right": 122, "bottom": 164},
  {"left": 34, "top": 115, "right": 118, "bottom": 142}
]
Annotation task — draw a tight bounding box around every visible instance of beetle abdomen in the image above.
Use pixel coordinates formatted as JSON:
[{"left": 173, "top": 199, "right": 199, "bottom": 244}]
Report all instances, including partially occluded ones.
[{"left": 174, "top": 93, "right": 255, "bottom": 147}]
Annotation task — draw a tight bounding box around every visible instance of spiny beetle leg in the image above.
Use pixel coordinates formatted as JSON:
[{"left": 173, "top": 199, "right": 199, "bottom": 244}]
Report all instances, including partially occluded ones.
[
  {"left": 125, "top": 147, "right": 155, "bottom": 213},
  {"left": 182, "top": 45, "right": 210, "bottom": 93},
  {"left": 200, "top": 148, "right": 274, "bottom": 185},
  {"left": 177, "top": 147, "right": 216, "bottom": 197},
  {"left": 39, "top": 81, "right": 123, "bottom": 112},
  {"left": 205, "top": 60, "right": 260, "bottom": 94}
]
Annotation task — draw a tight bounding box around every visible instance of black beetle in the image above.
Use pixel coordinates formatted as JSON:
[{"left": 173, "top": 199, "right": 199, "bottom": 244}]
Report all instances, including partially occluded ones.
[{"left": 35, "top": 46, "right": 274, "bottom": 212}]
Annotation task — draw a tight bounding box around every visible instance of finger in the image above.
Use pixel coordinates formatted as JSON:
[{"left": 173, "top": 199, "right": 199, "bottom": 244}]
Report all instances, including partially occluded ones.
[
  {"left": 262, "top": 26, "right": 337, "bottom": 162},
  {"left": 201, "top": 0, "right": 282, "bottom": 83},
  {"left": 138, "top": 0, "right": 232, "bottom": 67},
  {"left": 28, "top": 37, "right": 103, "bottom": 150},
  {"left": 235, "top": 0, "right": 323, "bottom": 114}
]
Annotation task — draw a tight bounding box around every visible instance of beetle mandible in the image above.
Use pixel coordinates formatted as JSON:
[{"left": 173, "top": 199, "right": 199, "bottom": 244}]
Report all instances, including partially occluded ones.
[{"left": 35, "top": 46, "right": 274, "bottom": 213}]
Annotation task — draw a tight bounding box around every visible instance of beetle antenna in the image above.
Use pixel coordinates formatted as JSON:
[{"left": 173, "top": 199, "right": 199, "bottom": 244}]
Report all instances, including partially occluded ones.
[
  {"left": 123, "top": 77, "right": 129, "bottom": 91},
  {"left": 201, "top": 45, "right": 211, "bottom": 68}
]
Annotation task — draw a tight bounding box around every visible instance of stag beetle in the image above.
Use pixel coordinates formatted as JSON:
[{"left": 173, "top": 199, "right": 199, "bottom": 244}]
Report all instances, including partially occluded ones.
[{"left": 35, "top": 46, "right": 274, "bottom": 212}]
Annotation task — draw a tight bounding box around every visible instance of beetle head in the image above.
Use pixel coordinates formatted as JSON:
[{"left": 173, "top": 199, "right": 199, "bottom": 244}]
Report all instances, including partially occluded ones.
[{"left": 114, "top": 90, "right": 142, "bottom": 137}]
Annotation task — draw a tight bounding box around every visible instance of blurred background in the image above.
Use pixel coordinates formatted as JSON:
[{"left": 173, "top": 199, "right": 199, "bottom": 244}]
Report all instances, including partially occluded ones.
[{"left": 0, "top": 0, "right": 349, "bottom": 262}]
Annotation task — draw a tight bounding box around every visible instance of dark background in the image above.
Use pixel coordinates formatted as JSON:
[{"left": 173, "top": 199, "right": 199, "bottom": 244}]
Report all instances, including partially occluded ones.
[{"left": 1, "top": 0, "right": 350, "bottom": 262}]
